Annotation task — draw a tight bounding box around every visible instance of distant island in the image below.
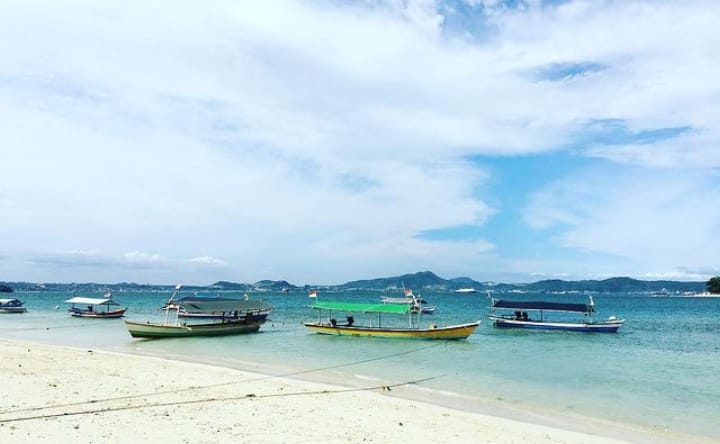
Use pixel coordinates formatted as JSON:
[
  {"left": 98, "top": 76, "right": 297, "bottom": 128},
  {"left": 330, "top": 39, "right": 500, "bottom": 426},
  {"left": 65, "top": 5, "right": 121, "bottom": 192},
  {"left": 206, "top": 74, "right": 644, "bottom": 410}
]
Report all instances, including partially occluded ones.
[
  {"left": 0, "top": 284, "right": 13, "bottom": 293},
  {"left": 0, "top": 271, "right": 707, "bottom": 294}
]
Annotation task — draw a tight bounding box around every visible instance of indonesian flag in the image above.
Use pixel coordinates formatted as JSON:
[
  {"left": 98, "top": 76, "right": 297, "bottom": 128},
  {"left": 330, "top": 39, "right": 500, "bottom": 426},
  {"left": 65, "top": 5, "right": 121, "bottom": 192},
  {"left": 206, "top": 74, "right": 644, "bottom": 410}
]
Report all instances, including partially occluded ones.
[
  {"left": 308, "top": 290, "right": 317, "bottom": 298},
  {"left": 404, "top": 288, "right": 413, "bottom": 297}
]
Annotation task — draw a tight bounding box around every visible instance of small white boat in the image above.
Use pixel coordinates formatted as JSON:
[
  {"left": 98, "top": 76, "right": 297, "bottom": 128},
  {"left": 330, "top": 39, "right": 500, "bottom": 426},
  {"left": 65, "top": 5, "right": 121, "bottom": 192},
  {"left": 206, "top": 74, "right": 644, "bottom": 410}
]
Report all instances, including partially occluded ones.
[
  {"left": 65, "top": 293, "right": 127, "bottom": 318},
  {"left": 454, "top": 288, "right": 477, "bottom": 294},
  {"left": 0, "top": 298, "right": 27, "bottom": 313},
  {"left": 381, "top": 287, "right": 436, "bottom": 315}
]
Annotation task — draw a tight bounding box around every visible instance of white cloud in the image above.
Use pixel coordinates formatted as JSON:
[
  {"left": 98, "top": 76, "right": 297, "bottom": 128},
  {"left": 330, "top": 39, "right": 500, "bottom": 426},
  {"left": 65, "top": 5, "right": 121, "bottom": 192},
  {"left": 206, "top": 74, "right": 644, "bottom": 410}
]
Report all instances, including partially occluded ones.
[
  {"left": 187, "top": 256, "right": 228, "bottom": 266},
  {"left": 524, "top": 168, "right": 720, "bottom": 278},
  {"left": 585, "top": 130, "right": 720, "bottom": 168},
  {"left": 0, "top": 0, "right": 718, "bottom": 283}
]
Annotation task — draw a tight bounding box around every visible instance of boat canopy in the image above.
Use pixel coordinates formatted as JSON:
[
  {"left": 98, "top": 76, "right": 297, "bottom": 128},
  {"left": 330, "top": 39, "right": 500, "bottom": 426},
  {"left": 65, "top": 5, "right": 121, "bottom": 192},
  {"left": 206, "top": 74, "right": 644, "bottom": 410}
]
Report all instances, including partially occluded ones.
[
  {"left": 178, "top": 299, "right": 273, "bottom": 314},
  {"left": 176, "top": 296, "right": 240, "bottom": 303},
  {"left": 491, "top": 299, "right": 594, "bottom": 313},
  {"left": 311, "top": 301, "right": 411, "bottom": 315},
  {"left": 0, "top": 298, "right": 23, "bottom": 305},
  {"left": 65, "top": 297, "right": 121, "bottom": 306}
]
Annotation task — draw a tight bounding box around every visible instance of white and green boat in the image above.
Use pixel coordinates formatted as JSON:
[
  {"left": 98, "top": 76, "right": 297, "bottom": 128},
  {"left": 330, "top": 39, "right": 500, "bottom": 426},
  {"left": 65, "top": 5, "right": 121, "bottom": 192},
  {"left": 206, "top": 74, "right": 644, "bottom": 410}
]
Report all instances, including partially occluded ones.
[{"left": 124, "top": 286, "right": 272, "bottom": 339}]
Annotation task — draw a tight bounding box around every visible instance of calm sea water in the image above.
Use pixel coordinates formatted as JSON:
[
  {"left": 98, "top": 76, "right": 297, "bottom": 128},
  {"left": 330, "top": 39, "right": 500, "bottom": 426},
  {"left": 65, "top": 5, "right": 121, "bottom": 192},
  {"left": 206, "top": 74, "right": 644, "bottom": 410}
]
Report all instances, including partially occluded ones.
[{"left": 1, "top": 290, "right": 719, "bottom": 441}]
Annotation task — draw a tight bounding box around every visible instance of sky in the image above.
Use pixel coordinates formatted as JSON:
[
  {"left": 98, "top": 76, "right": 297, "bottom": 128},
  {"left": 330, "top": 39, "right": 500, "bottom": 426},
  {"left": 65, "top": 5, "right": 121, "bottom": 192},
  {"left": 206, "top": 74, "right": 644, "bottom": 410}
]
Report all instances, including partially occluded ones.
[{"left": 1, "top": 0, "right": 719, "bottom": 286}]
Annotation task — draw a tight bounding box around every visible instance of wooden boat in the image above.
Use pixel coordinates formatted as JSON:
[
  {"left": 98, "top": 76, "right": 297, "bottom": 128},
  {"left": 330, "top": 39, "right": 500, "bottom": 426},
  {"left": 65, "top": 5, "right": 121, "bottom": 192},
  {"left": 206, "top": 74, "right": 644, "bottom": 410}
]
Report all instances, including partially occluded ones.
[
  {"left": 125, "top": 286, "right": 271, "bottom": 339},
  {"left": 125, "top": 319, "right": 260, "bottom": 338},
  {"left": 171, "top": 295, "right": 272, "bottom": 322},
  {"left": 65, "top": 293, "right": 127, "bottom": 318},
  {"left": 488, "top": 296, "right": 624, "bottom": 333},
  {"left": 0, "top": 298, "right": 27, "bottom": 313},
  {"left": 304, "top": 301, "right": 478, "bottom": 340}
]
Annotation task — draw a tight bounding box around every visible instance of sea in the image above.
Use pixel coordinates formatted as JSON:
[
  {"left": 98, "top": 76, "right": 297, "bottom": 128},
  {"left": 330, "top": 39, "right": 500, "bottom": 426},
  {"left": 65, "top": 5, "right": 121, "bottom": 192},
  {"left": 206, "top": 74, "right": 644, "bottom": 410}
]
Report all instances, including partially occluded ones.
[{"left": 1, "top": 290, "right": 719, "bottom": 443}]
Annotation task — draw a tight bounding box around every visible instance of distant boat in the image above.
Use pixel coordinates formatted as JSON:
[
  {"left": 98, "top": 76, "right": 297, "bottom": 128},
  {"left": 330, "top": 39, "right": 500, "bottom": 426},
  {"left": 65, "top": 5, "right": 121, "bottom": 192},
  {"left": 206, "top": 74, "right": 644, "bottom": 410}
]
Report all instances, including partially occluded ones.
[
  {"left": 488, "top": 296, "right": 624, "bottom": 333},
  {"left": 0, "top": 298, "right": 27, "bottom": 313},
  {"left": 304, "top": 299, "right": 477, "bottom": 340},
  {"left": 65, "top": 292, "right": 127, "bottom": 318},
  {"left": 381, "top": 287, "right": 436, "bottom": 315},
  {"left": 454, "top": 288, "right": 477, "bottom": 294},
  {"left": 124, "top": 285, "right": 271, "bottom": 339}
]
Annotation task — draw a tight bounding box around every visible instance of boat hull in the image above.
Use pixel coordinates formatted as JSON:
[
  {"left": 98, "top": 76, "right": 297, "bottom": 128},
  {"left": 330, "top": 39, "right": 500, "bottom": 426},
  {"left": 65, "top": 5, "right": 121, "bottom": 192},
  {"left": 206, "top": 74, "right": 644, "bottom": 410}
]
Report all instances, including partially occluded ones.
[
  {"left": 124, "top": 320, "right": 261, "bottom": 338},
  {"left": 303, "top": 321, "right": 479, "bottom": 340},
  {"left": 177, "top": 311, "right": 270, "bottom": 322},
  {"left": 489, "top": 316, "right": 624, "bottom": 333},
  {"left": 68, "top": 308, "right": 127, "bottom": 318},
  {"left": 0, "top": 307, "right": 27, "bottom": 313}
]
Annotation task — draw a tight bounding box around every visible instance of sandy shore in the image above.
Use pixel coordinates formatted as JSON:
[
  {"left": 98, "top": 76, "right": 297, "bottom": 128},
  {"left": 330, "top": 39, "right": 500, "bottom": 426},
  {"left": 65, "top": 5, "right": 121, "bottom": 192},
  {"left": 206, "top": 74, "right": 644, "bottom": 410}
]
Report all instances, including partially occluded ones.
[{"left": 0, "top": 339, "right": 666, "bottom": 443}]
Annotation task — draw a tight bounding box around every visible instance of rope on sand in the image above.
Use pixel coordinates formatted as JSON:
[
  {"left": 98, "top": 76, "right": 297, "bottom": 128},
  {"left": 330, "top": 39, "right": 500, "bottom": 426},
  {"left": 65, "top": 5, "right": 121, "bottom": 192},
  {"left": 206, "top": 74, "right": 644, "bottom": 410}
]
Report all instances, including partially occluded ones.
[
  {"left": 0, "top": 376, "right": 440, "bottom": 423},
  {"left": 0, "top": 341, "right": 447, "bottom": 415}
]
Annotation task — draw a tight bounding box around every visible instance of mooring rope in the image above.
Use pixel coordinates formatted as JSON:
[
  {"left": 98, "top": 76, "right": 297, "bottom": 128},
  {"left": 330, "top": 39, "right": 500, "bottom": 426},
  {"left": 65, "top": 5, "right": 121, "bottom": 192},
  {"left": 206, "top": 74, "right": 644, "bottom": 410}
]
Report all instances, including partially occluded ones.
[
  {"left": 0, "top": 341, "right": 446, "bottom": 416},
  {"left": 0, "top": 376, "right": 440, "bottom": 423},
  {"left": 0, "top": 322, "right": 111, "bottom": 332}
]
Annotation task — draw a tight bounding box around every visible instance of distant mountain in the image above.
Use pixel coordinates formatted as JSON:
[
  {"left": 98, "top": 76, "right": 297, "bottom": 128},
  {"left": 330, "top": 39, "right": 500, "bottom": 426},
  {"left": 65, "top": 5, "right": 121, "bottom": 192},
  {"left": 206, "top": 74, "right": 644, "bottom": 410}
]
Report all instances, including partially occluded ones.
[
  {"left": 252, "top": 280, "right": 298, "bottom": 291},
  {"left": 209, "top": 281, "right": 252, "bottom": 291},
  {"left": 448, "top": 276, "right": 477, "bottom": 285},
  {"left": 1, "top": 273, "right": 707, "bottom": 294},
  {"left": 0, "top": 284, "right": 13, "bottom": 293},
  {"left": 0, "top": 281, "right": 169, "bottom": 292},
  {"left": 523, "top": 277, "right": 704, "bottom": 293},
  {"left": 335, "top": 271, "right": 509, "bottom": 292},
  {"left": 337, "top": 271, "right": 452, "bottom": 291}
]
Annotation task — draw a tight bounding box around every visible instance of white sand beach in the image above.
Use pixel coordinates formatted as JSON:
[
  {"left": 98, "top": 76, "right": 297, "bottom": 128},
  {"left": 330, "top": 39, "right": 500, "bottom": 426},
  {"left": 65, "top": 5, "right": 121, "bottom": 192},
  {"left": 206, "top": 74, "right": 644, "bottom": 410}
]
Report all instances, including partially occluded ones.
[{"left": 0, "top": 339, "right": 693, "bottom": 444}]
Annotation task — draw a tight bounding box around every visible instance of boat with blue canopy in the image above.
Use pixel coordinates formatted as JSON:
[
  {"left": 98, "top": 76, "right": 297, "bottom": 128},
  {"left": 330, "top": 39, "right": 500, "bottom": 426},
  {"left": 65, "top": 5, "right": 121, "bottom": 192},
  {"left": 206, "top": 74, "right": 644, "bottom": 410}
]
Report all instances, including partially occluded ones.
[{"left": 488, "top": 296, "right": 624, "bottom": 333}]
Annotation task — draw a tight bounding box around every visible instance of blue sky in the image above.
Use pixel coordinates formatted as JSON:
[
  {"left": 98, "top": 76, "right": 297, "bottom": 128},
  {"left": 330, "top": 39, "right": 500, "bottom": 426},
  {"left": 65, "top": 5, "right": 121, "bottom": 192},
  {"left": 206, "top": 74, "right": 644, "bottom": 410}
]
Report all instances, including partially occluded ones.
[{"left": 1, "top": 0, "right": 719, "bottom": 285}]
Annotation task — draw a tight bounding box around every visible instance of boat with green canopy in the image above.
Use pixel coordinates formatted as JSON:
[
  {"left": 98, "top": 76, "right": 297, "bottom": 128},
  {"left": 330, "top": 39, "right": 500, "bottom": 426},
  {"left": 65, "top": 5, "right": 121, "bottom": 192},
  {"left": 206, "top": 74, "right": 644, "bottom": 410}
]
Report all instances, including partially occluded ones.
[{"left": 303, "top": 300, "right": 479, "bottom": 340}]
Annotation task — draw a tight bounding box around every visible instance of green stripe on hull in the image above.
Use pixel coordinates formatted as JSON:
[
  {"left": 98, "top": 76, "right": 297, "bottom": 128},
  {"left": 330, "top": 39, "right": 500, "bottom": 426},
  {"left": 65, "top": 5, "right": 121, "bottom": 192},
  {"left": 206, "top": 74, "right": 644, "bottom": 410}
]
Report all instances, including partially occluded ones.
[{"left": 125, "top": 321, "right": 260, "bottom": 338}]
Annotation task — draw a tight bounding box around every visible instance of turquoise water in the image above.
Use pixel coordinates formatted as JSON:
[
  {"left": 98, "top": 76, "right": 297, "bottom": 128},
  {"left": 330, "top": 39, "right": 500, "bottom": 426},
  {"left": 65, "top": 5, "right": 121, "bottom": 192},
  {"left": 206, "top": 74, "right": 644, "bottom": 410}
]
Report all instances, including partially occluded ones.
[{"left": 2, "top": 290, "right": 719, "bottom": 441}]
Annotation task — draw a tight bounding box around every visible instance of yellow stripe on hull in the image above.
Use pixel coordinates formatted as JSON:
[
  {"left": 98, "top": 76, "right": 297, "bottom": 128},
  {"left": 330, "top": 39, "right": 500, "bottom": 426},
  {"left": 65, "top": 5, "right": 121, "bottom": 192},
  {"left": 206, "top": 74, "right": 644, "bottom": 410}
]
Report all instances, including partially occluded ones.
[{"left": 303, "top": 321, "right": 479, "bottom": 340}]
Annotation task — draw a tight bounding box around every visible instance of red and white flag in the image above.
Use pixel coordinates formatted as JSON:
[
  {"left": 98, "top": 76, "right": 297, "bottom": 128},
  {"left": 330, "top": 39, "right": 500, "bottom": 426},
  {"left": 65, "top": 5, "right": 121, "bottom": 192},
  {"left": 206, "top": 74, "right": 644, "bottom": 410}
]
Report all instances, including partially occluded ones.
[
  {"left": 404, "top": 288, "right": 413, "bottom": 297},
  {"left": 308, "top": 290, "right": 317, "bottom": 298}
]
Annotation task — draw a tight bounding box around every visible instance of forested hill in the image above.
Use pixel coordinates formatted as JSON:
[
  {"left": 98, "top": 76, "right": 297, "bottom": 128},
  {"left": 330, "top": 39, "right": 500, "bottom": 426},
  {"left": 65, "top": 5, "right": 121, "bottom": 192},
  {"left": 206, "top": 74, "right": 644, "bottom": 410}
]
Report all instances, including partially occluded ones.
[{"left": 1, "top": 272, "right": 706, "bottom": 293}]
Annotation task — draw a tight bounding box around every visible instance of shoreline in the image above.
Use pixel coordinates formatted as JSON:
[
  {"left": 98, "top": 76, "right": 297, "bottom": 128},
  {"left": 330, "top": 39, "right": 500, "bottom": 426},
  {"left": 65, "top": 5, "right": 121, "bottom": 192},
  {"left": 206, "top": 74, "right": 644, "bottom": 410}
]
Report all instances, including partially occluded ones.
[
  {"left": 119, "top": 346, "right": 702, "bottom": 444},
  {"left": 0, "top": 338, "right": 711, "bottom": 444}
]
